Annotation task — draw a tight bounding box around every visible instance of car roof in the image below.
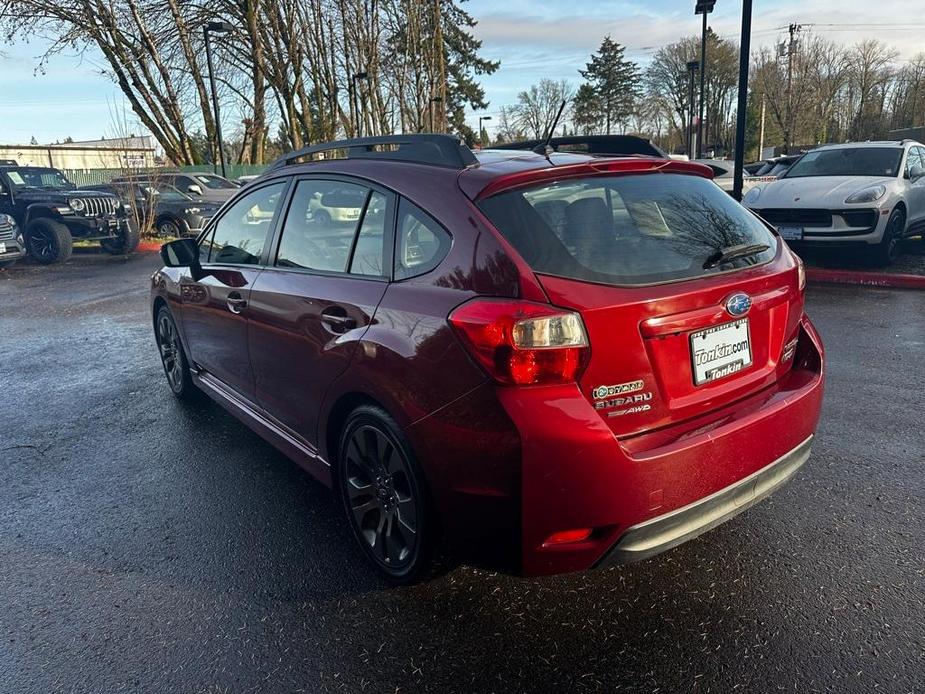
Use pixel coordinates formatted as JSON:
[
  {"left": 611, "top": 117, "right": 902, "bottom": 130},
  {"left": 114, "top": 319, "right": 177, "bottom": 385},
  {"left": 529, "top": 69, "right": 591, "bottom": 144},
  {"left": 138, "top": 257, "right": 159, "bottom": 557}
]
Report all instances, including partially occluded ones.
[{"left": 260, "top": 135, "right": 713, "bottom": 203}]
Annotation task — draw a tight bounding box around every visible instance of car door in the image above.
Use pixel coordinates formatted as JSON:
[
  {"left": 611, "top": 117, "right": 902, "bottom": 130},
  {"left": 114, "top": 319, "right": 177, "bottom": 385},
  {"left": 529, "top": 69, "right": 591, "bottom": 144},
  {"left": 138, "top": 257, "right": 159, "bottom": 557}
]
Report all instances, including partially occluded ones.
[
  {"left": 905, "top": 147, "right": 925, "bottom": 233},
  {"left": 178, "top": 179, "right": 288, "bottom": 399},
  {"left": 246, "top": 176, "right": 393, "bottom": 445}
]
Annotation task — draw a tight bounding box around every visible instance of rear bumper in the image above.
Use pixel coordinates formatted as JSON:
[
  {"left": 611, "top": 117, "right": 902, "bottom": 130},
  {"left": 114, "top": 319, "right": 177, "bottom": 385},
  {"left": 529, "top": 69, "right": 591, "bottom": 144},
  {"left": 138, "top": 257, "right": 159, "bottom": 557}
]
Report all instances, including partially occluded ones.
[
  {"left": 407, "top": 316, "right": 824, "bottom": 578},
  {"left": 507, "top": 315, "right": 824, "bottom": 577},
  {"left": 595, "top": 434, "right": 812, "bottom": 567}
]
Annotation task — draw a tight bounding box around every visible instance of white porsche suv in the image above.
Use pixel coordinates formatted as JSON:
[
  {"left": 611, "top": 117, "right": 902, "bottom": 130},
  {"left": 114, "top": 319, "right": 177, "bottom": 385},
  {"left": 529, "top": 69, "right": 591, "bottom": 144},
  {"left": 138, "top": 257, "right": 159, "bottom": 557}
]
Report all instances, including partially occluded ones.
[{"left": 743, "top": 140, "right": 925, "bottom": 264}]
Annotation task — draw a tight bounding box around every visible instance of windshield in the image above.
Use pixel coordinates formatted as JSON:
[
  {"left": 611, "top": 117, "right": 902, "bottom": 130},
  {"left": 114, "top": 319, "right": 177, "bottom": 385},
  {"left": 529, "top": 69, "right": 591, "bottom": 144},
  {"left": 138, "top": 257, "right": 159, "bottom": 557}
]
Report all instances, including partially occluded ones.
[
  {"left": 479, "top": 173, "right": 777, "bottom": 286},
  {"left": 784, "top": 147, "right": 902, "bottom": 178},
  {"left": 3, "top": 167, "right": 74, "bottom": 190},
  {"left": 193, "top": 174, "right": 236, "bottom": 190}
]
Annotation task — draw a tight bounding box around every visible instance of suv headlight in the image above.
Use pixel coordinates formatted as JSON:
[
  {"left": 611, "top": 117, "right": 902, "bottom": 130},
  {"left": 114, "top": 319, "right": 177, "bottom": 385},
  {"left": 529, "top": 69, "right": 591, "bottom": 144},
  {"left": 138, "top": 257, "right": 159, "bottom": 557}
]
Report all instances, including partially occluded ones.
[
  {"left": 68, "top": 198, "right": 86, "bottom": 213},
  {"left": 845, "top": 185, "right": 886, "bottom": 204},
  {"left": 183, "top": 207, "right": 201, "bottom": 215},
  {"left": 0, "top": 213, "right": 15, "bottom": 227},
  {"left": 742, "top": 186, "right": 761, "bottom": 205}
]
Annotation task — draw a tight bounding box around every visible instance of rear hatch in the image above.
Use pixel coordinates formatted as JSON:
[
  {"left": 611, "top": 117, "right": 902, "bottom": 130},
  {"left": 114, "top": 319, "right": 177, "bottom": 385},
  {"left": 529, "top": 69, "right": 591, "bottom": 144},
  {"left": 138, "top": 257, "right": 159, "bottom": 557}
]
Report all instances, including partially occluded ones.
[{"left": 477, "top": 170, "right": 805, "bottom": 437}]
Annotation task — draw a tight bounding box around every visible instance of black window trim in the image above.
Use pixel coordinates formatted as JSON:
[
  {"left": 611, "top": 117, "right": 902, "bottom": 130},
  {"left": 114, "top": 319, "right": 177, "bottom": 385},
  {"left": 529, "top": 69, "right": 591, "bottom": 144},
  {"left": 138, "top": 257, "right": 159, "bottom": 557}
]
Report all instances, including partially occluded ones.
[
  {"left": 263, "top": 172, "right": 396, "bottom": 283},
  {"left": 196, "top": 177, "right": 291, "bottom": 268}
]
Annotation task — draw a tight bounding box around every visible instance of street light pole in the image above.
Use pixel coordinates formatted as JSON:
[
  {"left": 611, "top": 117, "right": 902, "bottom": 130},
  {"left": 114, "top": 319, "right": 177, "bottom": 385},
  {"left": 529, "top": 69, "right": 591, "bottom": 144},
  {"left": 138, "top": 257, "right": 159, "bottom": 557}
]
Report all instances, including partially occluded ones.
[
  {"left": 204, "top": 21, "right": 233, "bottom": 178},
  {"left": 686, "top": 60, "right": 699, "bottom": 158},
  {"left": 477, "top": 115, "right": 492, "bottom": 146},
  {"left": 695, "top": 1, "right": 716, "bottom": 159},
  {"left": 732, "top": 0, "right": 753, "bottom": 201}
]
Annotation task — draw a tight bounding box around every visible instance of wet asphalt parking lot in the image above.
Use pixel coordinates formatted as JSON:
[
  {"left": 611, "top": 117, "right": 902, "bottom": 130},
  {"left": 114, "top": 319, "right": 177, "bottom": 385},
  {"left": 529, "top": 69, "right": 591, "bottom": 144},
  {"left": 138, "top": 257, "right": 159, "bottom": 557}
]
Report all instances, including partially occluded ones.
[{"left": 1, "top": 252, "right": 923, "bottom": 694}]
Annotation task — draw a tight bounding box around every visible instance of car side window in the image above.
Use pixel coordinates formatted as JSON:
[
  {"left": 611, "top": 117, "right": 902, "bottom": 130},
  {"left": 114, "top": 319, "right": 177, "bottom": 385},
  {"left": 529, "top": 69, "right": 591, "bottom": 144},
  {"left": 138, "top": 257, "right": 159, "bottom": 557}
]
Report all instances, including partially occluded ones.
[
  {"left": 393, "top": 199, "right": 451, "bottom": 280},
  {"left": 276, "top": 179, "right": 370, "bottom": 273},
  {"left": 201, "top": 181, "right": 285, "bottom": 265}
]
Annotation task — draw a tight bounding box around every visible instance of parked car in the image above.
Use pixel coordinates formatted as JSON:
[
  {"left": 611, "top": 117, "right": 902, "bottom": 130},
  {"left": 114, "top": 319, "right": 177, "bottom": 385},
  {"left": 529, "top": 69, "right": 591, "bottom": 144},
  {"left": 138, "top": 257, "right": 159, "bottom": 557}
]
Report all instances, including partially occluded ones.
[
  {"left": 113, "top": 171, "right": 238, "bottom": 204},
  {"left": 82, "top": 182, "right": 222, "bottom": 238},
  {"left": 693, "top": 159, "right": 767, "bottom": 196},
  {"left": 0, "top": 212, "right": 26, "bottom": 268},
  {"left": 234, "top": 174, "right": 261, "bottom": 187},
  {"left": 152, "top": 134, "right": 824, "bottom": 583},
  {"left": 752, "top": 154, "right": 804, "bottom": 178},
  {"left": 744, "top": 140, "right": 925, "bottom": 264},
  {"left": 0, "top": 163, "right": 138, "bottom": 264}
]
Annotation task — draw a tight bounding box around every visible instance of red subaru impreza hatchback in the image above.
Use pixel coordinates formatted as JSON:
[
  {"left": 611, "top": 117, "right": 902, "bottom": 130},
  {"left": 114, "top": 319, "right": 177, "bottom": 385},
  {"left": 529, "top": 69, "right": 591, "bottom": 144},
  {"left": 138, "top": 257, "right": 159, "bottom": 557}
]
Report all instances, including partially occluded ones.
[{"left": 152, "top": 135, "right": 824, "bottom": 582}]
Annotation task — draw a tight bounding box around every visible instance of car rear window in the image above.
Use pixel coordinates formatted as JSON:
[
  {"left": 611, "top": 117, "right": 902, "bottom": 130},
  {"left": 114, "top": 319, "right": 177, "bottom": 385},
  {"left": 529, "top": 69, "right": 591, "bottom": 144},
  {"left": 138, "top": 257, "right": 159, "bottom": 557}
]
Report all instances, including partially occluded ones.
[{"left": 478, "top": 173, "right": 777, "bottom": 286}]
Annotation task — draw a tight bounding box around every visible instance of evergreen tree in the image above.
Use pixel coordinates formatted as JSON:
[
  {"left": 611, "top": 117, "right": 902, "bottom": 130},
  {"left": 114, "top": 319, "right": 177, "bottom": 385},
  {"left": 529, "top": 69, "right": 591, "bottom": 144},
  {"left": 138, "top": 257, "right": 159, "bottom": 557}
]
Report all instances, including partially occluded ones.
[
  {"left": 580, "top": 36, "right": 641, "bottom": 134},
  {"left": 440, "top": 2, "right": 500, "bottom": 137},
  {"left": 572, "top": 83, "right": 603, "bottom": 135}
]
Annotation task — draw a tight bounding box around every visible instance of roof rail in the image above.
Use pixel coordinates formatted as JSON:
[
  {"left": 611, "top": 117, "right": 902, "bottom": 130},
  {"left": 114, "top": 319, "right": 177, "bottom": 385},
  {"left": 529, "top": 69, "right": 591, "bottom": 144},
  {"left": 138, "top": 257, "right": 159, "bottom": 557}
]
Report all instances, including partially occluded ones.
[
  {"left": 493, "top": 135, "right": 668, "bottom": 159},
  {"left": 268, "top": 134, "right": 478, "bottom": 171}
]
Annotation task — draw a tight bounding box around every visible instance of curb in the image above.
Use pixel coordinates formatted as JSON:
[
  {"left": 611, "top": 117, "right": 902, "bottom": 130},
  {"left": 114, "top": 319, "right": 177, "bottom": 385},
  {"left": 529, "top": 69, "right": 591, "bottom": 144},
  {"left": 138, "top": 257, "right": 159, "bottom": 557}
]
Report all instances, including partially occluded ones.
[
  {"left": 138, "top": 241, "right": 162, "bottom": 253},
  {"left": 807, "top": 267, "right": 925, "bottom": 290}
]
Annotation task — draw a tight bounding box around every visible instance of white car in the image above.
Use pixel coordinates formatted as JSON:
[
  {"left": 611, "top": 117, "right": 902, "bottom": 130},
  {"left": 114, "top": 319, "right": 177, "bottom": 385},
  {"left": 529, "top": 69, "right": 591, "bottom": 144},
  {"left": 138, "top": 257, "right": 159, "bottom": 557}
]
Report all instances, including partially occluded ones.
[
  {"left": 743, "top": 141, "right": 925, "bottom": 264},
  {"left": 694, "top": 159, "right": 770, "bottom": 196}
]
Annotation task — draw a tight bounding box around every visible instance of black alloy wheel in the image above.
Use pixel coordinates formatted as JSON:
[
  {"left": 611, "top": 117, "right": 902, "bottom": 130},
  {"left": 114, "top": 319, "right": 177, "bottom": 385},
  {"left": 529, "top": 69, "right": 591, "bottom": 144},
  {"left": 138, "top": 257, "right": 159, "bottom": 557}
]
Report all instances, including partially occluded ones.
[
  {"left": 338, "top": 407, "right": 433, "bottom": 582},
  {"left": 24, "top": 218, "right": 72, "bottom": 264},
  {"left": 155, "top": 306, "right": 197, "bottom": 400},
  {"left": 874, "top": 207, "right": 905, "bottom": 265}
]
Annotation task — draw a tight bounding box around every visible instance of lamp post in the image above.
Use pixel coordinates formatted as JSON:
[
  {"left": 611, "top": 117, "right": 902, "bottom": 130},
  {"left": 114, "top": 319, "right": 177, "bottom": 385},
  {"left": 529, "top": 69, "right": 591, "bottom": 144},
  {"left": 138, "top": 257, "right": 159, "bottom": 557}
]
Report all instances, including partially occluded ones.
[
  {"left": 686, "top": 60, "right": 700, "bottom": 158},
  {"left": 352, "top": 71, "right": 368, "bottom": 138},
  {"left": 695, "top": 1, "right": 716, "bottom": 159},
  {"left": 732, "top": 0, "right": 753, "bottom": 200},
  {"left": 477, "top": 115, "right": 492, "bottom": 146},
  {"left": 203, "top": 20, "right": 233, "bottom": 178}
]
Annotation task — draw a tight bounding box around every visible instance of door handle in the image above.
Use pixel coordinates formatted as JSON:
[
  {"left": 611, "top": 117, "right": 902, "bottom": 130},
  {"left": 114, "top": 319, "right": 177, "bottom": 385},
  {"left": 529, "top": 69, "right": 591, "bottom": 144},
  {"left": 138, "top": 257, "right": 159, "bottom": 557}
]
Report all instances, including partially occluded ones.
[
  {"left": 226, "top": 291, "right": 247, "bottom": 314},
  {"left": 320, "top": 307, "right": 357, "bottom": 332}
]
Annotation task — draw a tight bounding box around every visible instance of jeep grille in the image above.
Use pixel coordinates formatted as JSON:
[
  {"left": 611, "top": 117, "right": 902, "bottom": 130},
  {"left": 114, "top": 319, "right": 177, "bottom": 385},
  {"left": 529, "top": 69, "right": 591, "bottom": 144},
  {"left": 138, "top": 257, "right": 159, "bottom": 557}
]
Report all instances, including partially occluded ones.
[
  {"left": 0, "top": 217, "right": 14, "bottom": 240},
  {"left": 75, "top": 197, "right": 120, "bottom": 217}
]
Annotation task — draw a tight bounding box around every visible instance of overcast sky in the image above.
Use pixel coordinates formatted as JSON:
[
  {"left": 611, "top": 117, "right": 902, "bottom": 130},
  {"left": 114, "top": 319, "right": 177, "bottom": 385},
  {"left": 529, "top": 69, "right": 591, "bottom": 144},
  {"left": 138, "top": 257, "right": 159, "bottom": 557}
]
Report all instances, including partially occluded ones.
[{"left": 1, "top": 0, "right": 923, "bottom": 145}]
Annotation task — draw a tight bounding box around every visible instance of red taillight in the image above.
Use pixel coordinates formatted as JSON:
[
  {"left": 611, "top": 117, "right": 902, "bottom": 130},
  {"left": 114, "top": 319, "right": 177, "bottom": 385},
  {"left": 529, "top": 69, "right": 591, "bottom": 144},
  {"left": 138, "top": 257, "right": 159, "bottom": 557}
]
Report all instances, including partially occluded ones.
[{"left": 448, "top": 299, "right": 590, "bottom": 386}]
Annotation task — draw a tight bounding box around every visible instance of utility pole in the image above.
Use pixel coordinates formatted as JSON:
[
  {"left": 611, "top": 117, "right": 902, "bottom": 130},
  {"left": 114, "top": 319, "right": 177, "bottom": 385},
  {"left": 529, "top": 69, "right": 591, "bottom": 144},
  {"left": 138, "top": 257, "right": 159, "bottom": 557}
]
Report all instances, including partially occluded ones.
[
  {"left": 758, "top": 95, "right": 766, "bottom": 160},
  {"left": 784, "top": 23, "right": 801, "bottom": 154},
  {"left": 432, "top": 0, "right": 447, "bottom": 133},
  {"left": 203, "top": 21, "right": 233, "bottom": 178},
  {"left": 732, "top": 0, "right": 753, "bottom": 200}
]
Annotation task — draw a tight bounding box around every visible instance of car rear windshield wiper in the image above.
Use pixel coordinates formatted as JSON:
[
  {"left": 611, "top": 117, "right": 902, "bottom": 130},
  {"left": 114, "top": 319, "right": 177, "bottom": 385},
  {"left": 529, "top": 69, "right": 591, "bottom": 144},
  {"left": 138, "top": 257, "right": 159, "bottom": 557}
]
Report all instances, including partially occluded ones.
[{"left": 703, "top": 243, "right": 770, "bottom": 269}]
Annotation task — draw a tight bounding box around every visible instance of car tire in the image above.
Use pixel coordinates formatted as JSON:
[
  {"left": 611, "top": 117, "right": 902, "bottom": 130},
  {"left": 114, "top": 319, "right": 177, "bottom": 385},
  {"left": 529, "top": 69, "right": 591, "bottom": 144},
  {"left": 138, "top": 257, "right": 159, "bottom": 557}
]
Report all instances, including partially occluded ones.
[
  {"left": 313, "top": 209, "right": 331, "bottom": 226},
  {"left": 155, "top": 217, "right": 182, "bottom": 238},
  {"left": 336, "top": 405, "right": 443, "bottom": 584},
  {"left": 872, "top": 207, "right": 905, "bottom": 266},
  {"left": 101, "top": 219, "right": 141, "bottom": 255},
  {"left": 24, "top": 218, "right": 73, "bottom": 264},
  {"left": 154, "top": 305, "right": 200, "bottom": 401}
]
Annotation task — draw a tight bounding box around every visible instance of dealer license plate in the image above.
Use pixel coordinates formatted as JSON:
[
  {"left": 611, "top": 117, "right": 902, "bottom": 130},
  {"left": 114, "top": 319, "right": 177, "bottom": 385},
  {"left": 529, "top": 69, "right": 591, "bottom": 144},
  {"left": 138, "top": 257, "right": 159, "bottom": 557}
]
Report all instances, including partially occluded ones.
[
  {"left": 690, "top": 318, "right": 752, "bottom": 386},
  {"left": 777, "top": 226, "right": 803, "bottom": 241}
]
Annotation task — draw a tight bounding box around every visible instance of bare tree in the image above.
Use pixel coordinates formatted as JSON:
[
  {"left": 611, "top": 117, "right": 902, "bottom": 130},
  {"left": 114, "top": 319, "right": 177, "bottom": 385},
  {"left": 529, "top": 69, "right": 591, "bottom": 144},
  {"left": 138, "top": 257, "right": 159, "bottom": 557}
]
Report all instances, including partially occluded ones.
[{"left": 512, "top": 79, "right": 574, "bottom": 140}]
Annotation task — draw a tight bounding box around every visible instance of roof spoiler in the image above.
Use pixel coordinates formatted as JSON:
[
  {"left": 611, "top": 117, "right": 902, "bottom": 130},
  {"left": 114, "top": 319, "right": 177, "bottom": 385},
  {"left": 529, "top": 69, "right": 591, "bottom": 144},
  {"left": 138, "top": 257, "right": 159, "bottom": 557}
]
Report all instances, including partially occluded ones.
[{"left": 494, "top": 135, "right": 668, "bottom": 159}]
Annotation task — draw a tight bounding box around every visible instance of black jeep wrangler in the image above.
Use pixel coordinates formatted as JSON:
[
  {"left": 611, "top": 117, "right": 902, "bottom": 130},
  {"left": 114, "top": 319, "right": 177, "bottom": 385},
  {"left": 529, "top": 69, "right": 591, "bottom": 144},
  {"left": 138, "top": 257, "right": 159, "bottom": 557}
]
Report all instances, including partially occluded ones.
[{"left": 0, "top": 163, "right": 139, "bottom": 264}]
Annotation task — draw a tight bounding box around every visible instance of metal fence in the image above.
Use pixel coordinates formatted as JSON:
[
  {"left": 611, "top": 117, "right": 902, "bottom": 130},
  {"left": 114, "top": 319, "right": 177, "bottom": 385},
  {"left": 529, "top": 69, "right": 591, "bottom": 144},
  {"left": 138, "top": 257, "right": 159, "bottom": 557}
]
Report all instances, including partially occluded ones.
[{"left": 62, "top": 164, "right": 267, "bottom": 187}]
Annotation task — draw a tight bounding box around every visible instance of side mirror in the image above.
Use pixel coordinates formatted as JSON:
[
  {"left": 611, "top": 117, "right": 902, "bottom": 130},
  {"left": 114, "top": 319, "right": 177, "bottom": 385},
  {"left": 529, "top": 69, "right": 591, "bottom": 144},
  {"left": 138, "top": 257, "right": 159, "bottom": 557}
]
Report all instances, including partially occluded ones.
[
  {"left": 160, "top": 238, "right": 200, "bottom": 268},
  {"left": 910, "top": 165, "right": 924, "bottom": 181},
  {"left": 187, "top": 184, "right": 204, "bottom": 197}
]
